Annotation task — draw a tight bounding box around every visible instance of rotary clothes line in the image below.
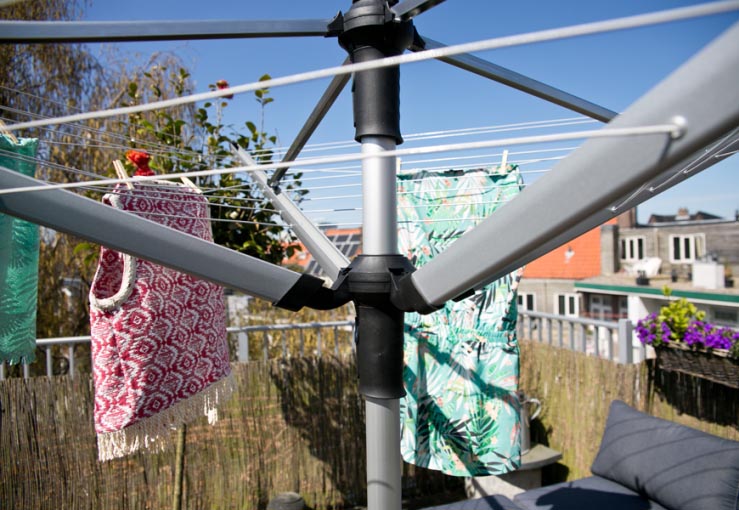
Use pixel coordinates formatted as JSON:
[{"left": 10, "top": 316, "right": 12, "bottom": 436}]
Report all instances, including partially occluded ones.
[
  {"left": 89, "top": 179, "right": 233, "bottom": 461},
  {"left": 398, "top": 165, "right": 523, "bottom": 477},
  {"left": 0, "top": 134, "right": 39, "bottom": 365}
]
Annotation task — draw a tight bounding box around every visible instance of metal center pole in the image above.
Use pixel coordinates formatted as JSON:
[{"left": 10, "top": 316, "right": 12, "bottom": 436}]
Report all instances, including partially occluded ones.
[
  {"left": 361, "top": 135, "right": 401, "bottom": 510},
  {"left": 362, "top": 136, "right": 398, "bottom": 254},
  {"left": 335, "top": 4, "right": 414, "bottom": 508},
  {"left": 366, "top": 397, "right": 402, "bottom": 510}
]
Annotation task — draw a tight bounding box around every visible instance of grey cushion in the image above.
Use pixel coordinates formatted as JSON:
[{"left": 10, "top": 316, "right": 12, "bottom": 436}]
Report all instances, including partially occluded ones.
[
  {"left": 513, "top": 476, "right": 668, "bottom": 510},
  {"left": 421, "top": 494, "right": 523, "bottom": 510},
  {"left": 591, "top": 400, "right": 739, "bottom": 510}
]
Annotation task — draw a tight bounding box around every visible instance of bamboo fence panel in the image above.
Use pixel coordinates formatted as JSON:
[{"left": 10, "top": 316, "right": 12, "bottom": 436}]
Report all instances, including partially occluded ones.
[
  {"left": 0, "top": 356, "right": 456, "bottom": 509},
  {"left": 519, "top": 340, "right": 739, "bottom": 481},
  {"left": 3, "top": 342, "right": 737, "bottom": 508}
]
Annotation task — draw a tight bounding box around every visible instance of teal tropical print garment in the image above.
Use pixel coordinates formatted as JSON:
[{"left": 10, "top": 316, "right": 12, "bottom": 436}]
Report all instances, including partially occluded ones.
[
  {"left": 0, "top": 135, "right": 39, "bottom": 364},
  {"left": 398, "top": 165, "right": 523, "bottom": 477}
]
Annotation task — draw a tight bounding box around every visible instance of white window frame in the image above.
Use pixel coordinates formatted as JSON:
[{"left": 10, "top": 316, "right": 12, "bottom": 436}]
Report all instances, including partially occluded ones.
[
  {"left": 669, "top": 233, "right": 705, "bottom": 263},
  {"left": 555, "top": 292, "right": 579, "bottom": 317},
  {"left": 620, "top": 235, "right": 645, "bottom": 262},
  {"left": 517, "top": 292, "right": 536, "bottom": 312}
]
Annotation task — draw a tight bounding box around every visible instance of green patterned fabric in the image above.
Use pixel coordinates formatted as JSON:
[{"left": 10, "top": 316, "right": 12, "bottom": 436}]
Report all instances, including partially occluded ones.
[
  {"left": 0, "top": 135, "right": 39, "bottom": 364},
  {"left": 398, "top": 165, "right": 523, "bottom": 477}
]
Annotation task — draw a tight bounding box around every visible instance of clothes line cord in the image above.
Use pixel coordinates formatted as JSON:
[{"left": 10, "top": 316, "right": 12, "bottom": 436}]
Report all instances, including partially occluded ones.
[
  {"left": 4, "top": 1, "right": 736, "bottom": 133},
  {"left": 302, "top": 196, "right": 525, "bottom": 216},
  {"left": 0, "top": 151, "right": 559, "bottom": 194},
  {"left": 3, "top": 106, "right": 581, "bottom": 184},
  {"left": 264, "top": 117, "right": 597, "bottom": 156},
  {"left": 302, "top": 177, "right": 524, "bottom": 195},
  {"left": 3, "top": 97, "right": 595, "bottom": 160},
  {"left": 0, "top": 124, "right": 684, "bottom": 195},
  {"left": 0, "top": 106, "right": 200, "bottom": 158},
  {"left": 76, "top": 186, "right": 279, "bottom": 215},
  {"left": 109, "top": 209, "right": 284, "bottom": 227}
]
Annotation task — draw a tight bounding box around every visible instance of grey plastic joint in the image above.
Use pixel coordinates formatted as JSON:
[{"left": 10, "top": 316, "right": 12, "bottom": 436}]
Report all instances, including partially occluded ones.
[
  {"left": 274, "top": 273, "right": 351, "bottom": 311},
  {"left": 389, "top": 271, "right": 440, "bottom": 315}
]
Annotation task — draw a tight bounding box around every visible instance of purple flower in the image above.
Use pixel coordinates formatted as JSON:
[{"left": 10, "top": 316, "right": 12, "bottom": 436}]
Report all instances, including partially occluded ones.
[
  {"left": 636, "top": 311, "right": 737, "bottom": 354},
  {"left": 660, "top": 322, "right": 672, "bottom": 343}
]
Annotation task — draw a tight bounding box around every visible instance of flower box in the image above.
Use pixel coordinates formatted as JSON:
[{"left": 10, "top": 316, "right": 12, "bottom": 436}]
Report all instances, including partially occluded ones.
[
  {"left": 636, "top": 287, "right": 738, "bottom": 388},
  {"left": 655, "top": 342, "right": 739, "bottom": 389}
]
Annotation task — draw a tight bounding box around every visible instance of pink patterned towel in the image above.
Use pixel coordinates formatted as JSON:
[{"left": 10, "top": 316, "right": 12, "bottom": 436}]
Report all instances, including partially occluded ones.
[{"left": 89, "top": 183, "right": 232, "bottom": 461}]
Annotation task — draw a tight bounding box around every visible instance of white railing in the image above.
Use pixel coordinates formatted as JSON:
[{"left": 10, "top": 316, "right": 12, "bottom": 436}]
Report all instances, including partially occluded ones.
[
  {"left": 518, "top": 311, "right": 645, "bottom": 364},
  {"left": 2, "top": 313, "right": 647, "bottom": 380},
  {"left": 0, "top": 321, "right": 356, "bottom": 380},
  {"left": 231, "top": 320, "right": 355, "bottom": 362}
]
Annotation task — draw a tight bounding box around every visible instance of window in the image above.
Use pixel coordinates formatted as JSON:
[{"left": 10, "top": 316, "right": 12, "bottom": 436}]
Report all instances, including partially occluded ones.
[
  {"left": 713, "top": 308, "right": 738, "bottom": 326},
  {"left": 555, "top": 293, "right": 579, "bottom": 317},
  {"left": 669, "top": 233, "right": 705, "bottom": 263},
  {"left": 589, "top": 295, "right": 611, "bottom": 320},
  {"left": 618, "top": 297, "right": 628, "bottom": 319},
  {"left": 517, "top": 292, "right": 536, "bottom": 311},
  {"left": 620, "top": 236, "right": 645, "bottom": 261}
]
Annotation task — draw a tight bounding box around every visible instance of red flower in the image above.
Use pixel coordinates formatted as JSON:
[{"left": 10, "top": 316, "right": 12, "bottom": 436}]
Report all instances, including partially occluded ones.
[
  {"left": 126, "top": 150, "right": 155, "bottom": 176},
  {"left": 215, "top": 79, "right": 233, "bottom": 99}
]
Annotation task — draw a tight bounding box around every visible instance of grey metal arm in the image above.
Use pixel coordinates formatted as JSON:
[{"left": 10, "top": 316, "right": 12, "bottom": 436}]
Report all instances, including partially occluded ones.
[
  {"left": 406, "top": 21, "right": 739, "bottom": 307},
  {"left": 0, "top": 168, "right": 303, "bottom": 303},
  {"left": 0, "top": 19, "right": 333, "bottom": 43},
  {"left": 530, "top": 126, "right": 739, "bottom": 266},
  {"left": 231, "top": 145, "right": 350, "bottom": 282},
  {"left": 412, "top": 35, "right": 617, "bottom": 123},
  {"left": 268, "top": 59, "right": 352, "bottom": 188}
]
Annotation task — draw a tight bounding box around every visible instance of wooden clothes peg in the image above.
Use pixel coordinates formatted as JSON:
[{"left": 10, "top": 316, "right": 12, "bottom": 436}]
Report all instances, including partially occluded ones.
[
  {"left": 500, "top": 149, "right": 509, "bottom": 171},
  {"left": 0, "top": 119, "right": 19, "bottom": 144},
  {"left": 125, "top": 149, "right": 200, "bottom": 193},
  {"left": 179, "top": 175, "right": 201, "bottom": 193},
  {"left": 113, "top": 160, "right": 134, "bottom": 190}
]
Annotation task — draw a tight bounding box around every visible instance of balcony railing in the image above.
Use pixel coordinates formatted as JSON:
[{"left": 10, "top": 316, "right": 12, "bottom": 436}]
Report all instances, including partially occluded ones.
[
  {"left": 0, "top": 321, "right": 355, "bottom": 380},
  {"left": 1, "top": 313, "right": 647, "bottom": 380},
  {"left": 518, "top": 311, "right": 645, "bottom": 363}
]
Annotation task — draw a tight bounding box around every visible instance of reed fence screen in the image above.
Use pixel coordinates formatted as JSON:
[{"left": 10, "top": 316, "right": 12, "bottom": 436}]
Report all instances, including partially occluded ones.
[{"left": 2, "top": 341, "right": 738, "bottom": 509}]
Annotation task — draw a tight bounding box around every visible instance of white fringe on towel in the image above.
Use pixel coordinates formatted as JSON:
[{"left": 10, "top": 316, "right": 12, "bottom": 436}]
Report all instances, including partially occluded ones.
[{"left": 96, "top": 371, "right": 235, "bottom": 461}]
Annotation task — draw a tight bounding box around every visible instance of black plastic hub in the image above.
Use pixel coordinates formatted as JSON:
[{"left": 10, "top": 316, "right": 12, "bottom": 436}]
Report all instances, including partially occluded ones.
[
  {"left": 335, "top": 0, "right": 414, "bottom": 143},
  {"left": 343, "top": 255, "right": 415, "bottom": 398}
]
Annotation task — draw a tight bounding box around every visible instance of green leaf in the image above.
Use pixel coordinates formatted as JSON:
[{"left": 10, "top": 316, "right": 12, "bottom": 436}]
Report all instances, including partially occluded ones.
[{"left": 73, "top": 242, "right": 95, "bottom": 255}]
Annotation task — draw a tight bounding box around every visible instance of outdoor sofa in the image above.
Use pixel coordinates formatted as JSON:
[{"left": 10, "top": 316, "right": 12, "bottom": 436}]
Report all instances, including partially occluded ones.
[{"left": 425, "top": 400, "right": 739, "bottom": 510}]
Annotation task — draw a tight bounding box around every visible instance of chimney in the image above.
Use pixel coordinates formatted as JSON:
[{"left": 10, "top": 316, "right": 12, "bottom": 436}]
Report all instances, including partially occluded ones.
[
  {"left": 617, "top": 207, "right": 637, "bottom": 228},
  {"left": 601, "top": 224, "right": 619, "bottom": 275},
  {"left": 676, "top": 207, "right": 690, "bottom": 220}
]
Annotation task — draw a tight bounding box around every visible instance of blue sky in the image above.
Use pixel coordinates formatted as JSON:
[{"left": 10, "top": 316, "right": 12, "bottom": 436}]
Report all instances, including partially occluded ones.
[{"left": 84, "top": 0, "right": 739, "bottom": 224}]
